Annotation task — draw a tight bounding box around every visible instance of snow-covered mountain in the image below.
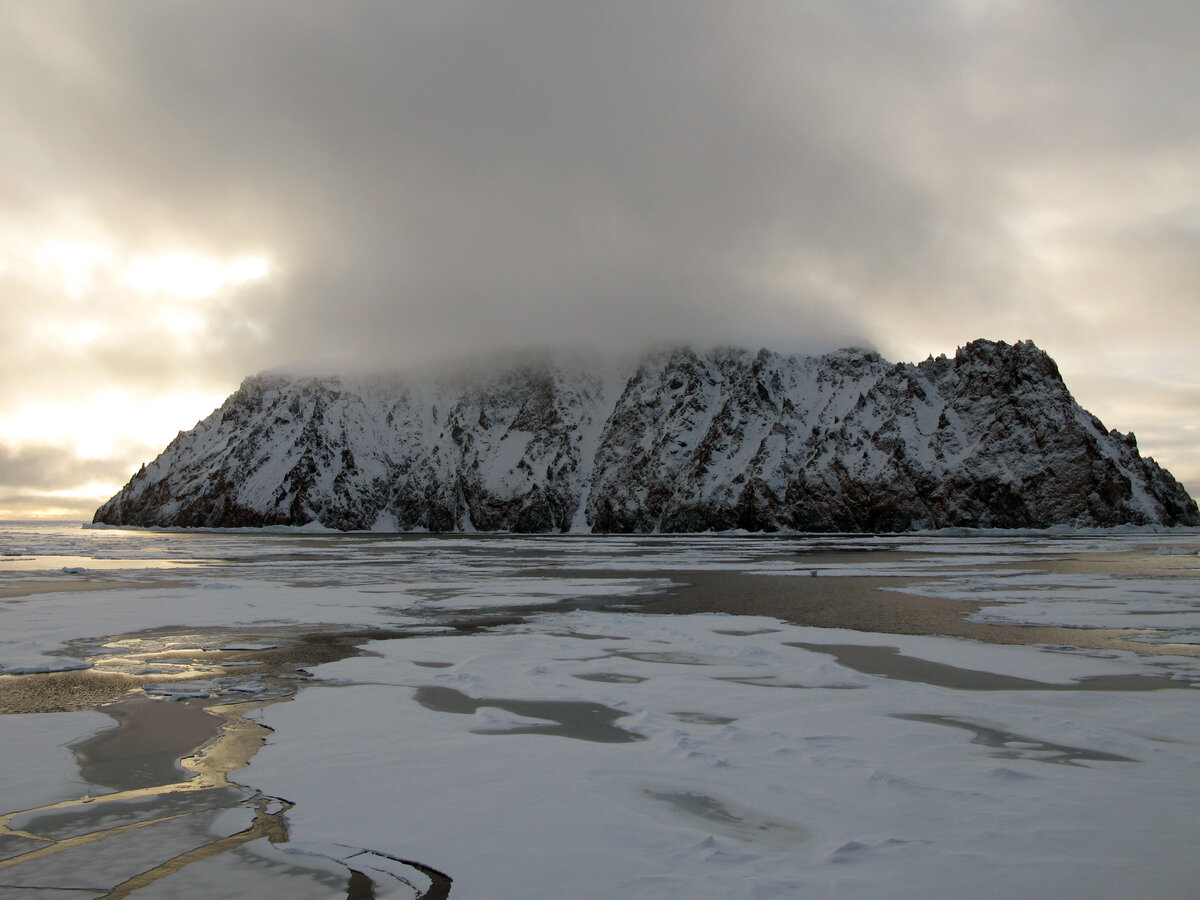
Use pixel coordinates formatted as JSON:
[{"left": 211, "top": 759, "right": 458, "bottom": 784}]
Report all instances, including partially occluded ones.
[{"left": 94, "top": 340, "right": 1199, "bottom": 532}]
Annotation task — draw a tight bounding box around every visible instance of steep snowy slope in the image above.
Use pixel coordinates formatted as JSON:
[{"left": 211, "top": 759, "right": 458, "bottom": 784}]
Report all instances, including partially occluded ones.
[{"left": 94, "top": 340, "right": 1198, "bottom": 532}]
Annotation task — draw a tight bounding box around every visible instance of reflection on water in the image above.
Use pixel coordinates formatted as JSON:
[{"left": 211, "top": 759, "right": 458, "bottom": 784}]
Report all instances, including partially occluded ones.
[
  {"left": 72, "top": 697, "right": 224, "bottom": 791},
  {"left": 713, "top": 628, "right": 782, "bottom": 637},
  {"left": 0, "top": 555, "right": 206, "bottom": 571}
]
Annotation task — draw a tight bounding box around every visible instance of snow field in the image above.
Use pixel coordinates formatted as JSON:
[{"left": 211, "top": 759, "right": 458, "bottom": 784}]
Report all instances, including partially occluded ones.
[{"left": 247, "top": 612, "right": 1200, "bottom": 900}]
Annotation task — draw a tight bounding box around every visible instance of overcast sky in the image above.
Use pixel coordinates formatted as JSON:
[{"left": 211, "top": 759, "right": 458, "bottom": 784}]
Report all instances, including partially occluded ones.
[{"left": 2, "top": 0, "right": 1198, "bottom": 518}]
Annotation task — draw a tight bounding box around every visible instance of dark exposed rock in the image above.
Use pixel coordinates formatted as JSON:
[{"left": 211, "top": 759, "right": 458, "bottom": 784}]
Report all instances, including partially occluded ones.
[{"left": 94, "top": 340, "right": 1198, "bottom": 532}]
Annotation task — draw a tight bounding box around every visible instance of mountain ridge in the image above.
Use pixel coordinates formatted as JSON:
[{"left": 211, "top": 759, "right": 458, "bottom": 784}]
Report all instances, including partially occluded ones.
[{"left": 94, "top": 339, "right": 1199, "bottom": 532}]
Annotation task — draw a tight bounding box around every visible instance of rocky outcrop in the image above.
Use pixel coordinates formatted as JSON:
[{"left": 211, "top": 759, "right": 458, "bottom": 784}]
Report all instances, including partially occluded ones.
[{"left": 94, "top": 340, "right": 1198, "bottom": 532}]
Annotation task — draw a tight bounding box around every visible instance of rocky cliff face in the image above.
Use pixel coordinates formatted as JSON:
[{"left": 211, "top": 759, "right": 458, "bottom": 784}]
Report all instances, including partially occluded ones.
[{"left": 94, "top": 340, "right": 1199, "bottom": 532}]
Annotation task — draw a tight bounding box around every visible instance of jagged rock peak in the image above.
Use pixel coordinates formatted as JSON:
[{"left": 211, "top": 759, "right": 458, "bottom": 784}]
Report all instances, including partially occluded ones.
[{"left": 95, "top": 340, "right": 1198, "bottom": 532}]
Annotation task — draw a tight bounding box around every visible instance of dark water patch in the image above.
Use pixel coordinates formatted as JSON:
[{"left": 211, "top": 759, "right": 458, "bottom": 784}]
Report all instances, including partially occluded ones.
[
  {"left": 573, "top": 672, "right": 647, "bottom": 684},
  {"left": 342, "top": 849, "right": 453, "bottom": 900},
  {"left": 347, "top": 868, "right": 376, "bottom": 899},
  {"left": 790, "top": 643, "right": 1189, "bottom": 692},
  {"left": 71, "top": 697, "right": 223, "bottom": 791},
  {"left": 442, "top": 614, "right": 528, "bottom": 635},
  {"left": 713, "top": 628, "right": 781, "bottom": 637},
  {"left": 575, "top": 649, "right": 735, "bottom": 667},
  {"left": 413, "top": 685, "right": 643, "bottom": 743},
  {"left": 670, "top": 711, "right": 736, "bottom": 725},
  {"left": 715, "top": 675, "right": 866, "bottom": 690},
  {"left": 546, "top": 631, "right": 629, "bottom": 641},
  {"left": 794, "top": 547, "right": 917, "bottom": 561},
  {"left": 893, "top": 714, "right": 1136, "bottom": 766},
  {"left": 412, "top": 661, "right": 454, "bottom": 669}
]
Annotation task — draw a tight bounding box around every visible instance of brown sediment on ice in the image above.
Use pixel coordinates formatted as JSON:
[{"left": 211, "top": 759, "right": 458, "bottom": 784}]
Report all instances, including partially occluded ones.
[
  {"left": 640, "top": 569, "right": 1200, "bottom": 659},
  {"left": 0, "top": 669, "right": 142, "bottom": 714},
  {"left": 0, "top": 623, "right": 405, "bottom": 716},
  {"left": 108, "top": 623, "right": 404, "bottom": 672},
  {"left": 187, "top": 700, "right": 278, "bottom": 784}
]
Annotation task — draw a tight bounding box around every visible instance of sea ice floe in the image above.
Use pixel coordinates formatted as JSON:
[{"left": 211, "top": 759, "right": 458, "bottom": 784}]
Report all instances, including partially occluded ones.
[
  {"left": 0, "top": 652, "right": 91, "bottom": 675},
  {"left": 2, "top": 523, "right": 1198, "bottom": 898},
  {"left": 144, "top": 681, "right": 220, "bottom": 699},
  {"left": 242, "top": 610, "right": 1200, "bottom": 899}
]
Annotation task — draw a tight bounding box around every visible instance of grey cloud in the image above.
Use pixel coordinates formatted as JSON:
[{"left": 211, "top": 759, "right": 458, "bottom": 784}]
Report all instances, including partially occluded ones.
[
  {"left": 0, "top": 443, "right": 139, "bottom": 490},
  {"left": 0, "top": 2, "right": 1006, "bottom": 363}
]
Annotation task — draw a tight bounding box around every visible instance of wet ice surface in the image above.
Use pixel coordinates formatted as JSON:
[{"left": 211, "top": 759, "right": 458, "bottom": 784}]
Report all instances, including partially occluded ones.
[
  {"left": 889, "top": 714, "right": 1137, "bottom": 766},
  {"left": 790, "top": 643, "right": 1195, "bottom": 692},
  {"left": 0, "top": 693, "right": 436, "bottom": 899},
  {"left": 968, "top": 576, "right": 1200, "bottom": 643},
  {"left": 0, "top": 522, "right": 1198, "bottom": 898},
  {"left": 0, "top": 710, "right": 111, "bottom": 811},
  {"left": 413, "top": 684, "right": 645, "bottom": 743}
]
